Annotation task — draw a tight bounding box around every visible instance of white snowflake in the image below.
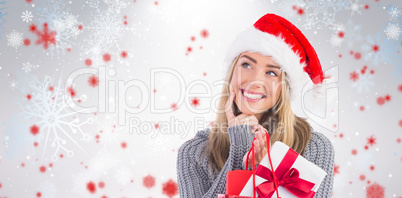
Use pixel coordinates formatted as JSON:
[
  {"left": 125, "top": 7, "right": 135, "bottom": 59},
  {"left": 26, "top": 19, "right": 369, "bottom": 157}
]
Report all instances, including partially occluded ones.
[
  {"left": 347, "top": 0, "right": 363, "bottom": 16},
  {"left": 351, "top": 72, "right": 374, "bottom": 93},
  {"left": 388, "top": 5, "right": 401, "bottom": 21},
  {"left": 6, "top": 30, "right": 23, "bottom": 49},
  {"left": 384, "top": 23, "right": 401, "bottom": 40},
  {"left": 21, "top": 10, "right": 33, "bottom": 23},
  {"left": 114, "top": 167, "right": 132, "bottom": 185},
  {"left": 330, "top": 23, "right": 346, "bottom": 32},
  {"left": 9, "top": 80, "right": 18, "bottom": 90},
  {"left": 86, "top": 10, "right": 127, "bottom": 49},
  {"left": 104, "top": 0, "right": 128, "bottom": 13},
  {"left": 301, "top": 0, "right": 349, "bottom": 29},
  {"left": 344, "top": 19, "right": 363, "bottom": 48},
  {"left": 22, "top": 62, "right": 33, "bottom": 73},
  {"left": 330, "top": 34, "right": 343, "bottom": 47},
  {"left": 147, "top": 134, "right": 174, "bottom": 156},
  {"left": 15, "top": 76, "right": 93, "bottom": 162}
]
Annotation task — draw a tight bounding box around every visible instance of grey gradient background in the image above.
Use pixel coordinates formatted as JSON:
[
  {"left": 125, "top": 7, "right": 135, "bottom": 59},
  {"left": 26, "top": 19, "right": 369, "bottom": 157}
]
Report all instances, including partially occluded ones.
[{"left": 0, "top": 0, "right": 401, "bottom": 197}]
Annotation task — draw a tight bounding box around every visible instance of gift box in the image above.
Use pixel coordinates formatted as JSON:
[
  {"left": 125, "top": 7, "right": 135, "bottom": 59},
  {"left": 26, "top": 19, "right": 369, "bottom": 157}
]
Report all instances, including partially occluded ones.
[
  {"left": 217, "top": 194, "right": 253, "bottom": 198},
  {"left": 238, "top": 141, "right": 327, "bottom": 198}
]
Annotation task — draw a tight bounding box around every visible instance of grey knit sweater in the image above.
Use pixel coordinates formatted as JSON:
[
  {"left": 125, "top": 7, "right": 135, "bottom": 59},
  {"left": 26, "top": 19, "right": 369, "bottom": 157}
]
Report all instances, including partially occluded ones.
[{"left": 176, "top": 124, "right": 334, "bottom": 198}]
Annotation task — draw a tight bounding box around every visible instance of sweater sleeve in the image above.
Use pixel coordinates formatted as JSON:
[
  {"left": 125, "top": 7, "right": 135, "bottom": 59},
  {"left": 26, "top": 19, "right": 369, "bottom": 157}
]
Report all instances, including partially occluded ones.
[
  {"left": 304, "top": 131, "right": 335, "bottom": 198},
  {"left": 177, "top": 124, "right": 254, "bottom": 198}
]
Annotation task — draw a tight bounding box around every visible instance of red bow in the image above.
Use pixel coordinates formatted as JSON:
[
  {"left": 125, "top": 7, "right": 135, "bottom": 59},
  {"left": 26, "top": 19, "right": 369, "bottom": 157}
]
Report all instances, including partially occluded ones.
[{"left": 254, "top": 149, "right": 316, "bottom": 198}]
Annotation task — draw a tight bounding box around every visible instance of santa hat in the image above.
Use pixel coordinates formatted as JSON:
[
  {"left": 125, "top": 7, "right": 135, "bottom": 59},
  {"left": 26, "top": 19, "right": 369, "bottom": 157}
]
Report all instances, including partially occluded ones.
[{"left": 224, "top": 13, "right": 324, "bottom": 101}]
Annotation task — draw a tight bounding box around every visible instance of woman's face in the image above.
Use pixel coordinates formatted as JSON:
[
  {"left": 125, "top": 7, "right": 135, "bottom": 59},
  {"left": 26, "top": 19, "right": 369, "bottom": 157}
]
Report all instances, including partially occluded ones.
[{"left": 230, "top": 51, "right": 283, "bottom": 119}]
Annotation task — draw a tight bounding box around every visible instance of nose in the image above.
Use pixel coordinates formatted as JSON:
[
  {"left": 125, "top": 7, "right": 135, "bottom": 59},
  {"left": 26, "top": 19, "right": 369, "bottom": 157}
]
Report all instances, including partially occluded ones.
[{"left": 247, "top": 70, "right": 266, "bottom": 89}]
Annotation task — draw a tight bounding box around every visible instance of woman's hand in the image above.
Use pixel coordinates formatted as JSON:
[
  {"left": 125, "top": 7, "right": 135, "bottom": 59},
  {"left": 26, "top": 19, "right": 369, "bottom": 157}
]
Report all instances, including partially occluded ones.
[
  {"left": 243, "top": 125, "right": 271, "bottom": 169},
  {"left": 225, "top": 86, "right": 259, "bottom": 131}
]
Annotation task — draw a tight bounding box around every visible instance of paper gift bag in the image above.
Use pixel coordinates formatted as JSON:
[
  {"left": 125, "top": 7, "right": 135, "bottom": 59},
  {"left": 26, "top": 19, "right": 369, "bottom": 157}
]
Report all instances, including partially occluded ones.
[{"left": 239, "top": 141, "right": 327, "bottom": 198}]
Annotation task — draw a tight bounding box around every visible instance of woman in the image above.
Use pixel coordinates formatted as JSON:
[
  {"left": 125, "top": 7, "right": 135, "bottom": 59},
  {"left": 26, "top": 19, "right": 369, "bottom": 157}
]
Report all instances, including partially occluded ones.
[{"left": 177, "top": 13, "right": 334, "bottom": 198}]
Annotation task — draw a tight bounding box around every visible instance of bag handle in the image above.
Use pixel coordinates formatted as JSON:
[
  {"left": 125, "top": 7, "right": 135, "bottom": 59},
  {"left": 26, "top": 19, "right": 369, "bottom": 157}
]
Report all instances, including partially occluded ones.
[{"left": 245, "top": 127, "right": 280, "bottom": 198}]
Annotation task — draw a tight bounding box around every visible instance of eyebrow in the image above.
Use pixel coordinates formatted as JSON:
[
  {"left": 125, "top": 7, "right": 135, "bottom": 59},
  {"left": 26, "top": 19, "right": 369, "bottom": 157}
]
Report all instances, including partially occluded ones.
[{"left": 240, "top": 54, "right": 281, "bottom": 69}]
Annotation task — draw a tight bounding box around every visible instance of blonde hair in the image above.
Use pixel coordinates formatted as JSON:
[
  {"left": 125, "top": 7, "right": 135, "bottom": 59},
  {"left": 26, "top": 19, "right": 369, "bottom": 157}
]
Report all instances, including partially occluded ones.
[{"left": 202, "top": 54, "right": 312, "bottom": 174}]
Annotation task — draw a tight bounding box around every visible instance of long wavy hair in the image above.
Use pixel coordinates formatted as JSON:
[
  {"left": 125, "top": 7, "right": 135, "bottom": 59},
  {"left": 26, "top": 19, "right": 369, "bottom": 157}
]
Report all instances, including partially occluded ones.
[{"left": 202, "top": 53, "right": 312, "bottom": 175}]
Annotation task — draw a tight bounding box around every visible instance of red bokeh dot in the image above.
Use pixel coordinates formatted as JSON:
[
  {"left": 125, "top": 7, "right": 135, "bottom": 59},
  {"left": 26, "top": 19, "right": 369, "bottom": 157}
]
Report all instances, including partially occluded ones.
[
  {"left": 354, "top": 52, "right": 361, "bottom": 60},
  {"left": 370, "top": 165, "right": 375, "bottom": 171},
  {"left": 87, "top": 181, "right": 96, "bottom": 194},
  {"left": 21, "top": 163, "right": 25, "bottom": 167},
  {"left": 359, "top": 174, "right": 365, "bottom": 181},
  {"left": 24, "top": 39, "right": 31, "bottom": 46},
  {"left": 49, "top": 163, "right": 53, "bottom": 167},
  {"left": 121, "top": 51, "right": 128, "bottom": 58},
  {"left": 370, "top": 70, "right": 374, "bottom": 74},
  {"left": 36, "top": 192, "right": 42, "bottom": 197},
  {"left": 377, "top": 97, "right": 385, "bottom": 105},
  {"left": 34, "top": 142, "right": 38, "bottom": 147},
  {"left": 397, "top": 138, "right": 401, "bottom": 143},
  {"left": 360, "top": 106, "right": 365, "bottom": 111},
  {"left": 26, "top": 0, "right": 32, "bottom": 3},
  {"left": 398, "top": 84, "right": 402, "bottom": 92},
  {"left": 85, "top": 59, "right": 92, "bottom": 66},
  {"left": 30, "top": 125, "right": 39, "bottom": 136},
  {"left": 338, "top": 31, "right": 344, "bottom": 38},
  {"left": 154, "top": 1, "right": 158, "bottom": 5},
  {"left": 98, "top": 181, "right": 105, "bottom": 188},
  {"left": 352, "top": 149, "right": 357, "bottom": 155},
  {"left": 399, "top": 120, "right": 402, "bottom": 127},
  {"left": 338, "top": 54, "right": 342, "bottom": 58},
  {"left": 364, "top": 145, "right": 369, "bottom": 150},
  {"left": 39, "top": 166, "right": 46, "bottom": 173},
  {"left": 103, "top": 53, "right": 111, "bottom": 62},
  {"left": 365, "top": 4, "right": 369, "bottom": 9}
]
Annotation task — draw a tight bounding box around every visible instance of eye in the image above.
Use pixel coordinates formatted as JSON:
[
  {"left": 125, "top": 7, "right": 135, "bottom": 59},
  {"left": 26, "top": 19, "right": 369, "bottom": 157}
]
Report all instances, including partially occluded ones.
[
  {"left": 266, "top": 71, "right": 278, "bottom": 77},
  {"left": 241, "top": 62, "right": 251, "bottom": 69}
]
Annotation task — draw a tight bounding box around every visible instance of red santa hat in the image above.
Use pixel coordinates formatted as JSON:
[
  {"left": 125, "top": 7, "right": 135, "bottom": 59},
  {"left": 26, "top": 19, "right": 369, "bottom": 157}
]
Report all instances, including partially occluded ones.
[{"left": 225, "top": 13, "right": 324, "bottom": 101}]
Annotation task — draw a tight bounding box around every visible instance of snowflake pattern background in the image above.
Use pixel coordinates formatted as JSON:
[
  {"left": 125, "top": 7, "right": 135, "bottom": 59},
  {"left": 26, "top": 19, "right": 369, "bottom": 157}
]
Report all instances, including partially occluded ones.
[{"left": 0, "top": 0, "right": 402, "bottom": 197}]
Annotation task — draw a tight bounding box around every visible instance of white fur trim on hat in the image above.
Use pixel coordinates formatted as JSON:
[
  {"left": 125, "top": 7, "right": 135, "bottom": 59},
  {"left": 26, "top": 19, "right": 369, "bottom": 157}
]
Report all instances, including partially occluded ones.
[{"left": 224, "top": 26, "right": 311, "bottom": 101}]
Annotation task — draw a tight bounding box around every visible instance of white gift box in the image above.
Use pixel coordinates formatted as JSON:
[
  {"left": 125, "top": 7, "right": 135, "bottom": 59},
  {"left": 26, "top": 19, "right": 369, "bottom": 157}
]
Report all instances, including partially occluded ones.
[{"left": 239, "top": 141, "right": 327, "bottom": 198}]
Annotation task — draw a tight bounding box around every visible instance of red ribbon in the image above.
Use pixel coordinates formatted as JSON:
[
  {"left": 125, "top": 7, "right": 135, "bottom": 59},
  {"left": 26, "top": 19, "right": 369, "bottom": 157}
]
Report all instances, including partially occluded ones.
[{"left": 254, "top": 148, "right": 316, "bottom": 198}]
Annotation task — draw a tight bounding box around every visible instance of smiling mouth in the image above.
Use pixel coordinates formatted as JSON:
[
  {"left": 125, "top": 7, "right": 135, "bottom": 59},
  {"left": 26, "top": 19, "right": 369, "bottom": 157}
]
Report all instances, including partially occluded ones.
[{"left": 240, "top": 89, "right": 267, "bottom": 100}]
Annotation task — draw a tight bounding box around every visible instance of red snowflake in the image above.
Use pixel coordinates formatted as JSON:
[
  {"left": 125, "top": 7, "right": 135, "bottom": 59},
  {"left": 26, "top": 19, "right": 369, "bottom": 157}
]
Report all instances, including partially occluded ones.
[
  {"left": 162, "top": 179, "right": 178, "bottom": 198},
  {"left": 350, "top": 71, "right": 359, "bottom": 82},
  {"left": 67, "top": 86, "right": 76, "bottom": 97},
  {"left": 200, "top": 29, "right": 209, "bottom": 38},
  {"left": 34, "top": 23, "right": 57, "bottom": 50},
  {"left": 297, "top": 7, "right": 304, "bottom": 15},
  {"left": 171, "top": 103, "right": 178, "bottom": 111},
  {"left": 29, "top": 23, "right": 37, "bottom": 33},
  {"left": 367, "top": 135, "right": 376, "bottom": 146},
  {"left": 143, "top": 174, "right": 155, "bottom": 189},
  {"left": 384, "top": 94, "right": 391, "bottom": 101},
  {"left": 191, "top": 97, "right": 200, "bottom": 107},
  {"left": 334, "top": 165, "right": 339, "bottom": 176},
  {"left": 88, "top": 75, "right": 99, "bottom": 87},
  {"left": 372, "top": 44, "right": 380, "bottom": 53},
  {"left": 366, "top": 182, "right": 384, "bottom": 198}
]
